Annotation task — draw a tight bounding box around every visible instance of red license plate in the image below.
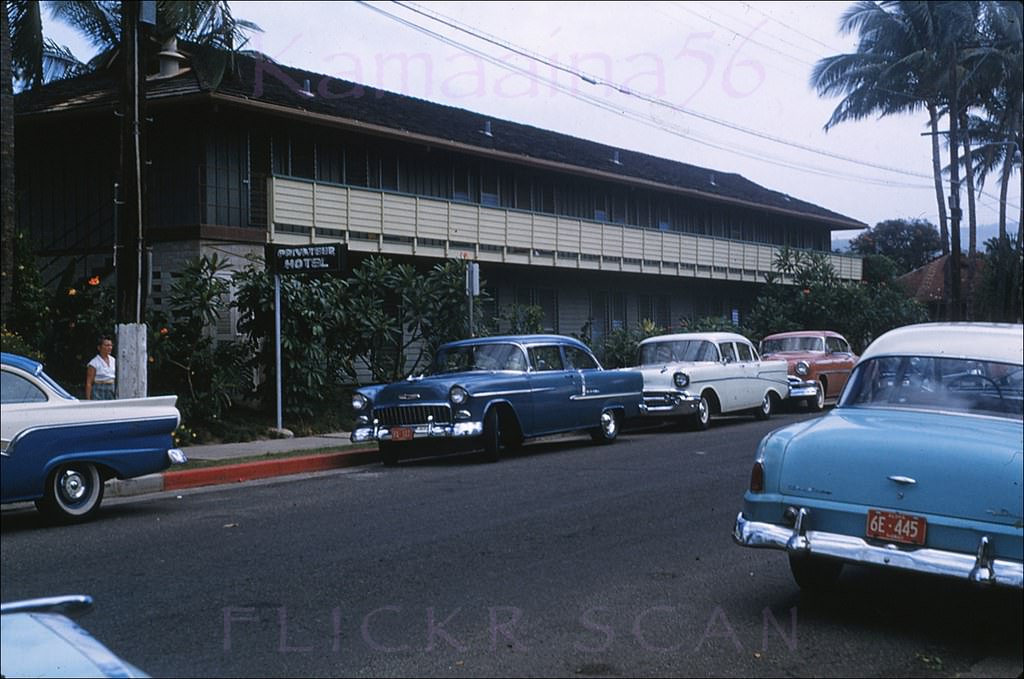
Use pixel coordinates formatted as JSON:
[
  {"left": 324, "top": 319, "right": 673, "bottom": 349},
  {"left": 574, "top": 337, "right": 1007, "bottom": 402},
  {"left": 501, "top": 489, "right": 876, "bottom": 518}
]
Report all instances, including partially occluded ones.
[
  {"left": 389, "top": 427, "right": 414, "bottom": 442},
  {"left": 866, "top": 509, "right": 927, "bottom": 545}
]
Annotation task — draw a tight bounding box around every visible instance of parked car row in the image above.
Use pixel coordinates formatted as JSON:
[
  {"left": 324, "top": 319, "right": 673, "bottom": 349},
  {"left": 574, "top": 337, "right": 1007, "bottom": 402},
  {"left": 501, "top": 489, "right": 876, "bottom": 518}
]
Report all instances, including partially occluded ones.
[
  {"left": 350, "top": 329, "right": 857, "bottom": 464},
  {"left": 5, "top": 324, "right": 1021, "bottom": 596},
  {"left": 351, "top": 322, "right": 1023, "bottom": 593}
]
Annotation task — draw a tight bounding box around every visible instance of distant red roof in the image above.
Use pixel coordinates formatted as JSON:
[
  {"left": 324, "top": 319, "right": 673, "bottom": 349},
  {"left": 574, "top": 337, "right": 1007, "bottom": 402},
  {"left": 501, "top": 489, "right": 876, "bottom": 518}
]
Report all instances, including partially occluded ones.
[{"left": 897, "top": 254, "right": 979, "bottom": 303}]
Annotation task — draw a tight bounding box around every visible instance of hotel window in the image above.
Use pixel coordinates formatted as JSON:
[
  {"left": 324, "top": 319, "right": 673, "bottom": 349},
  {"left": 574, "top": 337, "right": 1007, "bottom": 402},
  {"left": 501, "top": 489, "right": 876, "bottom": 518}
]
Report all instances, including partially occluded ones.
[
  {"left": 481, "top": 169, "right": 499, "bottom": 207},
  {"left": 637, "top": 294, "right": 671, "bottom": 329},
  {"left": 290, "top": 132, "right": 315, "bottom": 179},
  {"left": 656, "top": 201, "right": 671, "bottom": 232},
  {"left": 515, "top": 174, "right": 533, "bottom": 210}
]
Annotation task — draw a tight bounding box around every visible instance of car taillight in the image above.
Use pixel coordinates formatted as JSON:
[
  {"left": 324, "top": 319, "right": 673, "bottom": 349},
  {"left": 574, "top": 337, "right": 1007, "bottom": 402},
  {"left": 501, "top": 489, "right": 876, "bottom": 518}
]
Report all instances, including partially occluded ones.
[{"left": 749, "top": 461, "right": 764, "bottom": 492}]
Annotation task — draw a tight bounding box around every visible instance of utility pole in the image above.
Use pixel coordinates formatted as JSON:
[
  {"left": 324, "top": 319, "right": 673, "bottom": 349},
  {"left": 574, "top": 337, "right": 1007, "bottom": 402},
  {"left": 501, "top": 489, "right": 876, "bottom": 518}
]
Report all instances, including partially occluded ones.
[
  {"left": 947, "top": 44, "right": 963, "bottom": 322},
  {"left": 116, "top": 1, "right": 151, "bottom": 397}
]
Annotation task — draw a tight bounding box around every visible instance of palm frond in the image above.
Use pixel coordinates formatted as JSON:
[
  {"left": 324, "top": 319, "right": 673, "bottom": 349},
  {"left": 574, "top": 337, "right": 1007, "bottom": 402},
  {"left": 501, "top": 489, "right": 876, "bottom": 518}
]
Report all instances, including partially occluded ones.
[
  {"left": 47, "top": 0, "right": 120, "bottom": 51},
  {"left": 8, "top": 0, "right": 44, "bottom": 87},
  {"left": 41, "top": 38, "right": 89, "bottom": 81}
]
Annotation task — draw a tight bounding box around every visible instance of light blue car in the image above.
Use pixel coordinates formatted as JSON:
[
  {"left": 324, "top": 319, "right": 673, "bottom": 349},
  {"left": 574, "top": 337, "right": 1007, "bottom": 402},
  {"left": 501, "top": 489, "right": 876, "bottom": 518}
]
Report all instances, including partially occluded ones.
[
  {"left": 351, "top": 335, "right": 643, "bottom": 465},
  {"left": 734, "top": 323, "right": 1023, "bottom": 590},
  {"left": 1, "top": 595, "right": 148, "bottom": 677}
]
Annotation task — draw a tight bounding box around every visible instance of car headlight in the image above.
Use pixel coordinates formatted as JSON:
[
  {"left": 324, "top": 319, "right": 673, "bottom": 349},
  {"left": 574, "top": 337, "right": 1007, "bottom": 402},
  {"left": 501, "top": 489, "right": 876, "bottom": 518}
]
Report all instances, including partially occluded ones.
[
  {"left": 673, "top": 372, "right": 689, "bottom": 389},
  {"left": 449, "top": 385, "right": 469, "bottom": 405},
  {"left": 795, "top": 361, "right": 810, "bottom": 377},
  {"left": 352, "top": 393, "right": 368, "bottom": 411}
]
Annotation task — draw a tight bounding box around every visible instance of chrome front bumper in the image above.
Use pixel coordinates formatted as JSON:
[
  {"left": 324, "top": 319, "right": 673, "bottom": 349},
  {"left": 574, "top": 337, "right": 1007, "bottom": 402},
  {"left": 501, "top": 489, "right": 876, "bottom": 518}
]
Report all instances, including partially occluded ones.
[
  {"left": 787, "top": 377, "right": 818, "bottom": 398},
  {"left": 733, "top": 510, "right": 1024, "bottom": 589},
  {"left": 351, "top": 421, "right": 484, "bottom": 443},
  {"left": 638, "top": 392, "right": 701, "bottom": 417}
]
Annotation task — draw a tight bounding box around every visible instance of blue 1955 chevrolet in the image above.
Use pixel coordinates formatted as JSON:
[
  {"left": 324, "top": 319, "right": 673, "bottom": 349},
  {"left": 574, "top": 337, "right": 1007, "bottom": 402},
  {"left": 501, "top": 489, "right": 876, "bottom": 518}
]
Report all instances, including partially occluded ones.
[{"left": 351, "top": 335, "right": 643, "bottom": 465}]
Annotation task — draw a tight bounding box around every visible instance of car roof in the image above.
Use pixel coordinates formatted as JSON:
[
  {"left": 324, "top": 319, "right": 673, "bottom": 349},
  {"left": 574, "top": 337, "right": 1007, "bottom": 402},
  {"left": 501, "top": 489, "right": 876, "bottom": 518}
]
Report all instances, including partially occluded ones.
[
  {"left": 860, "top": 323, "right": 1024, "bottom": 365},
  {"left": 441, "top": 335, "right": 592, "bottom": 351},
  {"left": 0, "top": 352, "right": 44, "bottom": 376},
  {"left": 762, "top": 330, "right": 844, "bottom": 340},
  {"left": 639, "top": 332, "right": 751, "bottom": 345}
]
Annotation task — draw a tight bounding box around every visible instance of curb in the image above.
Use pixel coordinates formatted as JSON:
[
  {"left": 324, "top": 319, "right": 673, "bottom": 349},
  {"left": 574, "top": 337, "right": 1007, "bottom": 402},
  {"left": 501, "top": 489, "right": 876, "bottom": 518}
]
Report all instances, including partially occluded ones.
[{"left": 106, "top": 448, "right": 381, "bottom": 498}]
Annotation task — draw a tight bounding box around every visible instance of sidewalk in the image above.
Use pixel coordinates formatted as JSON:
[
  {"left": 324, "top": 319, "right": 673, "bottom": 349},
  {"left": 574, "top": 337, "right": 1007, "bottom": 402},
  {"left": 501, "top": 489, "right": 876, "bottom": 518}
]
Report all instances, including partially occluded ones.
[{"left": 106, "top": 431, "right": 381, "bottom": 498}]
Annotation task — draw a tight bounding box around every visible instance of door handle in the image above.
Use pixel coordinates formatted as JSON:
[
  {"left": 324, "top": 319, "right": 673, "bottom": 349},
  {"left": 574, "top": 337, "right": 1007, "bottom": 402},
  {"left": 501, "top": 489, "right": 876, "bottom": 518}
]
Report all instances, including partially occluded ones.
[{"left": 887, "top": 475, "right": 917, "bottom": 485}]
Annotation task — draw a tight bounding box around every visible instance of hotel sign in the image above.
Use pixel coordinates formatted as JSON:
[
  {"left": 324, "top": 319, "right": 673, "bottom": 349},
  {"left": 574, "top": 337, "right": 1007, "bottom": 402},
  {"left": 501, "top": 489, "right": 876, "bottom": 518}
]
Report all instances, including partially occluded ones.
[{"left": 267, "top": 243, "right": 347, "bottom": 275}]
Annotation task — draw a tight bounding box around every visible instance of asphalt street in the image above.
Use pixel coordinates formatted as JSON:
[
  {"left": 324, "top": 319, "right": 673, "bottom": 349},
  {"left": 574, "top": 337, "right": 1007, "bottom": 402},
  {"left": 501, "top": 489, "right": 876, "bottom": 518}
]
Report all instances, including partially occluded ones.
[{"left": 2, "top": 411, "right": 1022, "bottom": 678}]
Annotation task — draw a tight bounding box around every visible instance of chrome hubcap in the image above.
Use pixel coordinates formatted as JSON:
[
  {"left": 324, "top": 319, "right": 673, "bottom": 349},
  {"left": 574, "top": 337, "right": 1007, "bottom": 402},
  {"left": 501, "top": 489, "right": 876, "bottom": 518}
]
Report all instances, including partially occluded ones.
[
  {"left": 762, "top": 395, "right": 770, "bottom": 413},
  {"left": 699, "top": 399, "right": 708, "bottom": 422},
  {"left": 60, "top": 470, "right": 87, "bottom": 502},
  {"left": 601, "top": 411, "right": 617, "bottom": 436}
]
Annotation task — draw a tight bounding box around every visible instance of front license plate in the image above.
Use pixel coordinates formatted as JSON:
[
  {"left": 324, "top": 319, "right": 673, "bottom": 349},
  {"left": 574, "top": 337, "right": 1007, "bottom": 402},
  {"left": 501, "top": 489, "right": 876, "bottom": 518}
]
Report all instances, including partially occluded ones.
[
  {"left": 866, "top": 509, "right": 926, "bottom": 545},
  {"left": 389, "top": 427, "right": 414, "bottom": 442}
]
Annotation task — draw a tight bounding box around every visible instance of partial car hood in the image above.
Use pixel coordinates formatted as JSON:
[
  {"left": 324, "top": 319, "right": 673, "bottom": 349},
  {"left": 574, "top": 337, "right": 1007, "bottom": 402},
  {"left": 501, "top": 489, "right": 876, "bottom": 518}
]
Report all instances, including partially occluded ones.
[{"left": 776, "top": 408, "right": 1024, "bottom": 527}]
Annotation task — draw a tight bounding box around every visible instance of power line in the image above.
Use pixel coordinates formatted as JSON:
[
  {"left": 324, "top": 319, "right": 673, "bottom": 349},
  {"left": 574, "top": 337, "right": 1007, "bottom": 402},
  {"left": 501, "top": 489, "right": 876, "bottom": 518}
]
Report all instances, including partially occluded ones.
[
  {"left": 357, "top": 1, "right": 935, "bottom": 191},
  {"left": 357, "top": 2, "right": 1021, "bottom": 217},
  {"left": 390, "top": 0, "right": 938, "bottom": 181},
  {"left": 737, "top": 0, "right": 849, "bottom": 54}
]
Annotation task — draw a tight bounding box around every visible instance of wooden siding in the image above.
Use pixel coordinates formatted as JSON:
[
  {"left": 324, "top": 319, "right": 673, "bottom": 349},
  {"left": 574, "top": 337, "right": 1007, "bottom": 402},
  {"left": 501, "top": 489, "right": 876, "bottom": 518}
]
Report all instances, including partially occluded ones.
[{"left": 269, "top": 177, "right": 863, "bottom": 282}]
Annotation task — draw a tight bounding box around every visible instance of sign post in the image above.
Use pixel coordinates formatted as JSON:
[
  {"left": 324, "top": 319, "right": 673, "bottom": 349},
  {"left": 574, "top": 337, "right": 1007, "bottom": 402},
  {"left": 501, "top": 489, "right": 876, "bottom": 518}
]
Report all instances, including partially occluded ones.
[
  {"left": 466, "top": 262, "right": 479, "bottom": 337},
  {"left": 266, "top": 243, "right": 348, "bottom": 433}
]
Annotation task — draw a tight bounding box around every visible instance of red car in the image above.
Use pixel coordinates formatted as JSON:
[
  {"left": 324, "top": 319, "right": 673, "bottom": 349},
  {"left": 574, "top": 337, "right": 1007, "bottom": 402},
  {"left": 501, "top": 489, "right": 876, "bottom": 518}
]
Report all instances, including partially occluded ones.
[{"left": 759, "top": 331, "right": 858, "bottom": 410}]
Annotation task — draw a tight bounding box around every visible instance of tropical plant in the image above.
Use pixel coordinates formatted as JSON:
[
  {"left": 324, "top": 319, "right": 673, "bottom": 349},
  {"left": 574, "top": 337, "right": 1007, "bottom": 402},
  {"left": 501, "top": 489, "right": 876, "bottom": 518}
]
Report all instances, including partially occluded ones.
[
  {"left": 745, "top": 247, "right": 928, "bottom": 353},
  {"left": 600, "top": 319, "right": 666, "bottom": 369},
  {"left": 232, "top": 256, "right": 350, "bottom": 421},
  {"left": 148, "top": 254, "right": 252, "bottom": 422},
  {"left": 495, "top": 304, "right": 545, "bottom": 336},
  {"left": 976, "top": 235, "right": 1023, "bottom": 322}
]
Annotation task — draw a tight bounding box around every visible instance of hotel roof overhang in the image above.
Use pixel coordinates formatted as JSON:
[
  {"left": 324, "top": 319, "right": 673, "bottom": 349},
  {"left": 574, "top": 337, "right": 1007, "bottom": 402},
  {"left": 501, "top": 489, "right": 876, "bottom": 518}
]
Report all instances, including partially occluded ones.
[{"left": 14, "top": 49, "right": 866, "bottom": 232}]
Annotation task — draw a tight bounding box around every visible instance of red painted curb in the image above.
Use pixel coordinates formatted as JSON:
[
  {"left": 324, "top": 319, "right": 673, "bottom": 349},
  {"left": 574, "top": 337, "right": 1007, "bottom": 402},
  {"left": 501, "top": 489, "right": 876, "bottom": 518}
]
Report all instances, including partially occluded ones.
[{"left": 163, "top": 449, "right": 380, "bottom": 491}]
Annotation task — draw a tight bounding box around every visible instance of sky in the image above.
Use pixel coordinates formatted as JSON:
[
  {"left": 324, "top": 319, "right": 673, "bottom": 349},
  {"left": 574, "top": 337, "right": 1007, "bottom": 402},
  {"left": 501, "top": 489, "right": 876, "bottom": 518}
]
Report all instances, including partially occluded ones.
[{"left": 43, "top": 1, "right": 1022, "bottom": 246}]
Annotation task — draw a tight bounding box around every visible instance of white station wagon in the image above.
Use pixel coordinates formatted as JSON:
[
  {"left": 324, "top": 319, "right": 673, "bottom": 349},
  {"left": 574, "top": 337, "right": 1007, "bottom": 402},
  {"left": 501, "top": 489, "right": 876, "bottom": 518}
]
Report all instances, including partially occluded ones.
[{"left": 632, "top": 332, "right": 790, "bottom": 429}]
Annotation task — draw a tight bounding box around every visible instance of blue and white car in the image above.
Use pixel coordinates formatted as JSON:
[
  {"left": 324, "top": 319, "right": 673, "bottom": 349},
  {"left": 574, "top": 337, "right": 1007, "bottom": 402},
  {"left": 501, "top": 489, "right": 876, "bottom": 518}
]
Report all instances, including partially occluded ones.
[
  {"left": 734, "top": 323, "right": 1024, "bottom": 590},
  {"left": 1, "top": 353, "right": 186, "bottom": 522},
  {"left": 351, "top": 335, "right": 643, "bottom": 465}
]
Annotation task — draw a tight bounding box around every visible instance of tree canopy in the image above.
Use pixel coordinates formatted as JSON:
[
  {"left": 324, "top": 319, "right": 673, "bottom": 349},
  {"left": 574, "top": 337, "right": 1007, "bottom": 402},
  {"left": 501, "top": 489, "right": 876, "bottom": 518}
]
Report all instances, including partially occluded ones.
[{"left": 848, "top": 218, "right": 944, "bottom": 274}]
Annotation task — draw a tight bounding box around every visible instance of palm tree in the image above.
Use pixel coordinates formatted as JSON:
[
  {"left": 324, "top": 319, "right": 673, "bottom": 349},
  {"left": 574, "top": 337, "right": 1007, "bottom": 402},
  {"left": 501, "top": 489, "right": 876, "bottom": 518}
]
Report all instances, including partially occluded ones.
[
  {"left": 49, "top": 1, "right": 259, "bottom": 77},
  {"left": 965, "top": 0, "right": 1022, "bottom": 243},
  {"left": 812, "top": 1, "right": 958, "bottom": 256},
  {"left": 1, "top": 2, "right": 14, "bottom": 325}
]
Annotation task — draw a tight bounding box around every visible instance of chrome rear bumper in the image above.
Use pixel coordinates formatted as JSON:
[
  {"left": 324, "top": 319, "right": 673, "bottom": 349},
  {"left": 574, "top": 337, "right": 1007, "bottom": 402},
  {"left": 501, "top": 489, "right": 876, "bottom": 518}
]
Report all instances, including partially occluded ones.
[{"left": 734, "top": 510, "right": 1023, "bottom": 589}]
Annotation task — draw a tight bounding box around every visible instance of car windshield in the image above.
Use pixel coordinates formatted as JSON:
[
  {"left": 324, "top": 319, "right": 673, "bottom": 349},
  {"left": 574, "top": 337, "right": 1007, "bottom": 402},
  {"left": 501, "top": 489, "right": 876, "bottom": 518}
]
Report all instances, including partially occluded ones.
[
  {"left": 433, "top": 343, "right": 528, "bottom": 373},
  {"left": 761, "top": 336, "right": 824, "bottom": 353},
  {"left": 839, "top": 355, "right": 1023, "bottom": 420},
  {"left": 638, "top": 340, "right": 717, "bottom": 365}
]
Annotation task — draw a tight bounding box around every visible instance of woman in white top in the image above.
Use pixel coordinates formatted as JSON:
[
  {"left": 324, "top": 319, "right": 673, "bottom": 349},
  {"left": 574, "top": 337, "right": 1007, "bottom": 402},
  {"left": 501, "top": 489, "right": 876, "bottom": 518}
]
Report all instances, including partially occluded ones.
[{"left": 85, "top": 336, "right": 116, "bottom": 400}]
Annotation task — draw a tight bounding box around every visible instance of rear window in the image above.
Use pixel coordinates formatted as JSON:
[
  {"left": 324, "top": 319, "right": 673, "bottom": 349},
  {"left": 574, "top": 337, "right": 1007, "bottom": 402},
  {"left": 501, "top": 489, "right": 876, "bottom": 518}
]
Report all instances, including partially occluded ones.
[
  {"left": 762, "top": 336, "right": 824, "bottom": 353},
  {"left": 840, "top": 356, "right": 1023, "bottom": 420}
]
